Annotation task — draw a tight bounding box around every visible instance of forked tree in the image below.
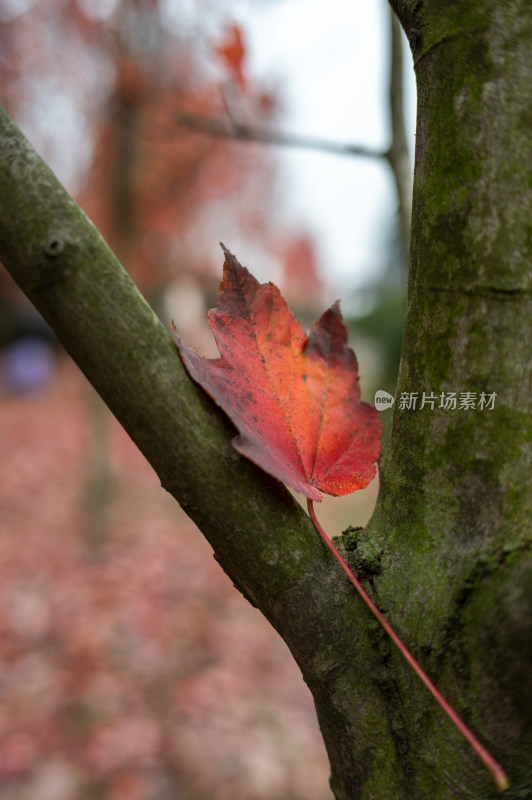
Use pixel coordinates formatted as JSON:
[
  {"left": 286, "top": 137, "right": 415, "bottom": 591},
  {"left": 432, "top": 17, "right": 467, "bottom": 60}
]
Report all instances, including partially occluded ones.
[{"left": 0, "top": 2, "right": 531, "bottom": 797}]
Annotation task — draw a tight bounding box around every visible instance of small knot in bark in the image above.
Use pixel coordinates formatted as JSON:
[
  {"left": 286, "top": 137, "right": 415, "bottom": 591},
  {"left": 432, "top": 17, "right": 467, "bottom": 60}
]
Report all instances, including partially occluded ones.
[{"left": 43, "top": 237, "right": 65, "bottom": 257}]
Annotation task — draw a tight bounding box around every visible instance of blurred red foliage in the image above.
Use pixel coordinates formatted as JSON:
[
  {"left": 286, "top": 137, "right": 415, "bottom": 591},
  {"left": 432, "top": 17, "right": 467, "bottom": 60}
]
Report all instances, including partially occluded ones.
[
  {"left": 280, "top": 234, "right": 324, "bottom": 312},
  {"left": 0, "top": 0, "right": 284, "bottom": 295},
  {"left": 0, "top": 359, "right": 330, "bottom": 799},
  {"left": 214, "top": 24, "right": 247, "bottom": 90}
]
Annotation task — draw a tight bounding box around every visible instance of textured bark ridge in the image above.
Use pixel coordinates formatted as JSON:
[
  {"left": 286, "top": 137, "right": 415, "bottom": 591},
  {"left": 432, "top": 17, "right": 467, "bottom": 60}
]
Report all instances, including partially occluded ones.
[{"left": 0, "top": 0, "right": 531, "bottom": 794}]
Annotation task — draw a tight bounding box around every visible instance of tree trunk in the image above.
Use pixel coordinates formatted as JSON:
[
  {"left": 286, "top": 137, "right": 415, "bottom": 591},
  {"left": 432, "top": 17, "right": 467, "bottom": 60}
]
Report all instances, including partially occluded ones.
[
  {"left": 0, "top": 1, "right": 530, "bottom": 796},
  {"left": 370, "top": 0, "right": 532, "bottom": 795}
]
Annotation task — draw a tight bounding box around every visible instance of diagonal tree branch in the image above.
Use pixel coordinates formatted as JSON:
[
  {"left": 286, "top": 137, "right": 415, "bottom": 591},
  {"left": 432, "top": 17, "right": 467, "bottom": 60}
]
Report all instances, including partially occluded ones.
[
  {"left": 0, "top": 104, "right": 401, "bottom": 798},
  {"left": 0, "top": 104, "right": 308, "bottom": 609}
]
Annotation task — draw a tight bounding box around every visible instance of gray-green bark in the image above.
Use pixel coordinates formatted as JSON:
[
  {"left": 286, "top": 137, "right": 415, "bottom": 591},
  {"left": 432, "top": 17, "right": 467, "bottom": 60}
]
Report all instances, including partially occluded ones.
[
  {"left": 376, "top": 0, "right": 532, "bottom": 795},
  {"left": 0, "top": 0, "right": 531, "bottom": 795}
]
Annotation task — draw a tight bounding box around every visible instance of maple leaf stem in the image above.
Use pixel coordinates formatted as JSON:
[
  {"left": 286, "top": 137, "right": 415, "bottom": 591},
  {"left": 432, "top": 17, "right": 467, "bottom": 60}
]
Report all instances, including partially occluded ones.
[{"left": 306, "top": 499, "right": 509, "bottom": 792}]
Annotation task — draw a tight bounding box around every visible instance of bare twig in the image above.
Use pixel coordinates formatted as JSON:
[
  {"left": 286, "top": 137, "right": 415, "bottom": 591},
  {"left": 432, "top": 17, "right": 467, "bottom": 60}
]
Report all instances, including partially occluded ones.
[{"left": 177, "top": 113, "right": 389, "bottom": 161}]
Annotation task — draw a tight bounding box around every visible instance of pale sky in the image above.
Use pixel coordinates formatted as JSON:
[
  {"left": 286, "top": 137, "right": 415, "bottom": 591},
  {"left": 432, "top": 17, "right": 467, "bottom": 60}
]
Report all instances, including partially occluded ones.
[{"left": 235, "top": 0, "right": 417, "bottom": 295}]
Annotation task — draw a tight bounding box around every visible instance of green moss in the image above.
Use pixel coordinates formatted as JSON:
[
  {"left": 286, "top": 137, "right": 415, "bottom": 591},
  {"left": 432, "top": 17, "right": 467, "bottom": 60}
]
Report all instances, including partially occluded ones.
[{"left": 333, "top": 526, "right": 385, "bottom": 581}]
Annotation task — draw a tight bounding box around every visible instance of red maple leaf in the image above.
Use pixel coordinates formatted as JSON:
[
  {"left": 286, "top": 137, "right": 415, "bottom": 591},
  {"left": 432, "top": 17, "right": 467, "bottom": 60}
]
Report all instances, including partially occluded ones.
[{"left": 176, "top": 246, "right": 382, "bottom": 501}]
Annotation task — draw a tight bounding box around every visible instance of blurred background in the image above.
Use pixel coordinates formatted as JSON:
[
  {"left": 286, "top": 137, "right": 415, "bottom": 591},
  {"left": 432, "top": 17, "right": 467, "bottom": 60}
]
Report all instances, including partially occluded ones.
[{"left": 0, "top": 1, "right": 415, "bottom": 797}]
